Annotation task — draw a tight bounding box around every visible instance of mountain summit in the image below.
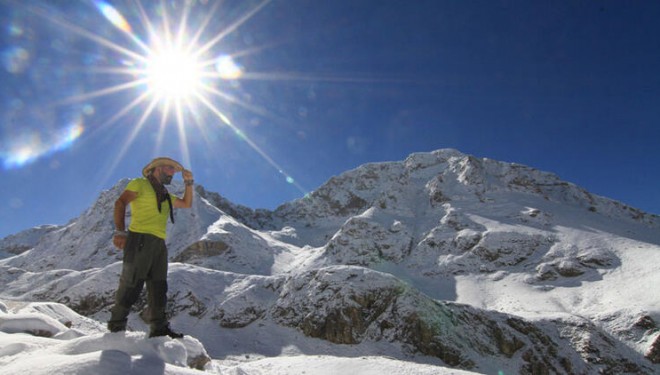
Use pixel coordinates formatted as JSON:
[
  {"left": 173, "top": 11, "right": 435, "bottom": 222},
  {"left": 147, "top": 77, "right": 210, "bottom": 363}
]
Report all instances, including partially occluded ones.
[{"left": 1, "top": 149, "right": 659, "bottom": 373}]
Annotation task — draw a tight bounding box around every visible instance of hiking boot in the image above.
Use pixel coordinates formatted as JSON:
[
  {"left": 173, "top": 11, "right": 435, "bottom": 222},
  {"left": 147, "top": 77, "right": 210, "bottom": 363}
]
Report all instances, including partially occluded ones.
[
  {"left": 149, "top": 324, "right": 183, "bottom": 339},
  {"left": 107, "top": 322, "right": 126, "bottom": 333}
]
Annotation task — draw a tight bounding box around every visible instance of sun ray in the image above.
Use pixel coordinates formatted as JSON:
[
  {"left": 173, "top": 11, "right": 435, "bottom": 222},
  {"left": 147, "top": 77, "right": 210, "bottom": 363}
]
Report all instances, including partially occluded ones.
[
  {"left": 174, "top": 0, "right": 193, "bottom": 49},
  {"left": 183, "top": 102, "right": 218, "bottom": 154},
  {"left": 197, "top": 41, "right": 284, "bottom": 71},
  {"left": 195, "top": 0, "right": 272, "bottom": 59},
  {"left": 99, "top": 94, "right": 161, "bottom": 188},
  {"left": 83, "top": 66, "right": 142, "bottom": 76},
  {"left": 93, "top": 0, "right": 151, "bottom": 53},
  {"left": 158, "top": 0, "right": 174, "bottom": 48},
  {"left": 133, "top": 0, "right": 160, "bottom": 54},
  {"left": 119, "top": 97, "right": 159, "bottom": 158},
  {"left": 26, "top": 2, "right": 147, "bottom": 64},
  {"left": 154, "top": 99, "right": 171, "bottom": 155},
  {"left": 174, "top": 99, "right": 191, "bottom": 168},
  {"left": 53, "top": 79, "right": 148, "bottom": 107},
  {"left": 15, "top": 0, "right": 312, "bottom": 195},
  {"left": 200, "top": 84, "right": 287, "bottom": 125},
  {"left": 93, "top": 90, "right": 153, "bottom": 135},
  {"left": 195, "top": 93, "right": 307, "bottom": 194},
  {"left": 238, "top": 71, "right": 412, "bottom": 84},
  {"left": 185, "top": 0, "right": 223, "bottom": 54}
]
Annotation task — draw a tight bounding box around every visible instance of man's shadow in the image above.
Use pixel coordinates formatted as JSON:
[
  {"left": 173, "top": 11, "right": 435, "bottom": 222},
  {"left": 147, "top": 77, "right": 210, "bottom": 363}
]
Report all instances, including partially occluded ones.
[{"left": 98, "top": 349, "right": 165, "bottom": 375}]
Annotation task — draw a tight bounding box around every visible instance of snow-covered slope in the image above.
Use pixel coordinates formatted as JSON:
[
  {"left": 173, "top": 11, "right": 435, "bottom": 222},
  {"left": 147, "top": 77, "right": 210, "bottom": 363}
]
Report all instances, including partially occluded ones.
[
  {"left": 1, "top": 149, "right": 659, "bottom": 374},
  {"left": 0, "top": 224, "right": 60, "bottom": 258},
  {"left": 0, "top": 299, "right": 476, "bottom": 374}
]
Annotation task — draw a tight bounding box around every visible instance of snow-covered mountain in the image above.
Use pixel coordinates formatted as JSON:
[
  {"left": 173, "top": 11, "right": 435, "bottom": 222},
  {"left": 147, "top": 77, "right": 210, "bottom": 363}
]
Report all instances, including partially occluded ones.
[{"left": 1, "top": 149, "right": 659, "bottom": 374}]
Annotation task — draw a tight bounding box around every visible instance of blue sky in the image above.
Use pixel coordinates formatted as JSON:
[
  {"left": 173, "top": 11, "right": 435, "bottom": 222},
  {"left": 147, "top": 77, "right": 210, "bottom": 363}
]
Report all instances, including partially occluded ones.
[{"left": 1, "top": 0, "right": 659, "bottom": 238}]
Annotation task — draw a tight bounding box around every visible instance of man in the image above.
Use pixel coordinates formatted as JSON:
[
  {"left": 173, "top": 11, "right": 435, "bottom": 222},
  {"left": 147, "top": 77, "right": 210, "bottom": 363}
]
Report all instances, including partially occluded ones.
[{"left": 107, "top": 157, "right": 194, "bottom": 338}]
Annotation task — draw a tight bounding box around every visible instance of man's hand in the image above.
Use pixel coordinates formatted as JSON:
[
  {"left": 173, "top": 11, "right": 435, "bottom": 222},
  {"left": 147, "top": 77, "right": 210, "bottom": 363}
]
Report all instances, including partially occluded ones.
[
  {"left": 113, "top": 233, "right": 127, "bottom": 250},
  {"left": 175, "top": 169, "right": 194, "bottom": 208}
]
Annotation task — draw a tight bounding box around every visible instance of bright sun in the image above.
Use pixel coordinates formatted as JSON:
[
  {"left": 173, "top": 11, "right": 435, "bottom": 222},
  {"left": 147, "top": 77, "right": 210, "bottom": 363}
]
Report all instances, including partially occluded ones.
[
  {"left": 145, "top": 47, "right": 203, "bottom": 100},
  {"left": 45, "top": 0, "right": 306, "bottom": 193}
]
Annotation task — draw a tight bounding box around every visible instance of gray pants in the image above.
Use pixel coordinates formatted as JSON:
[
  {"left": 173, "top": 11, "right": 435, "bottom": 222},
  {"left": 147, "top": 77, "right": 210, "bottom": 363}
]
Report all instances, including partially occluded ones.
[{"left": 108, "top": 231, "right": 169, "bottom": 333}]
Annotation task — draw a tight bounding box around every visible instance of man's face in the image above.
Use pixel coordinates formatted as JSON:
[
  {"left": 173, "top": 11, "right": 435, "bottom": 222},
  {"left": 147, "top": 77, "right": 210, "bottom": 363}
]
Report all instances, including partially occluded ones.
[{"left": 158, "top": 165, "right": 176, "bottom": 185}]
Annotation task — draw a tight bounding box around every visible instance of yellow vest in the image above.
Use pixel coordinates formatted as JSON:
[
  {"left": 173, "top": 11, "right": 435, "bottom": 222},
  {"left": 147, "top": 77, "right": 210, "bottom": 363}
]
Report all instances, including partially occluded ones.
[{"left": 126, "top": 178, "right": 177, "bottom": 239}]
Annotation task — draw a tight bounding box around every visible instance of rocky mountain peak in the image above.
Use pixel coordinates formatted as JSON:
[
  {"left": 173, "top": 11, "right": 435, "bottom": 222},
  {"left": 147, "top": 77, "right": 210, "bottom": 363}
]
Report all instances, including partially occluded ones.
[{"left": 1, "top": 149, "right": 659, "bottom": 373}]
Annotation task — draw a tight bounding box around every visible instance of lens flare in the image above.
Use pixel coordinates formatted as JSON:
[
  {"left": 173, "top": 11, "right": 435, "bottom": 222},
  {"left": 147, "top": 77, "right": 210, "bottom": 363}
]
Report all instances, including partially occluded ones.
[
  {"left": 2, "top": 46, "right": 30, "bottom": 74},
  {"left": 16, "top": 0, "right": 309, "bottom": 196},
  {"left": 94, "top": 1, "right": 132, "bottom": 33},
  {"left": 54, "top": 123, "right": 85, "bottom": 152},
  {"left": 8, "top": 23, "right": 24, "bottom": 37},
  {"left": 1, "top": 120, "right": 84, "bottom": 169},
  {"left": 215, "top": 55, "right": 243, "bottom": 79}
]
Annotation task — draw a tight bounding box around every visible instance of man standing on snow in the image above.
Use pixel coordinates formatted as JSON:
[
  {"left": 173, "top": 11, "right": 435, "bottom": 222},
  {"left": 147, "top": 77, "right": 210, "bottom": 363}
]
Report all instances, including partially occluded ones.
[{"left": 107, "top": 157, "right": 194, "bottom": 338}]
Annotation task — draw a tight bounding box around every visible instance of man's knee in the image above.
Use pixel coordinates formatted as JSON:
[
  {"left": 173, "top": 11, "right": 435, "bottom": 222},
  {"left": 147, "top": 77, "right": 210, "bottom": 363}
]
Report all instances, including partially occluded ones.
[
  {"left": 116, "top": 280, "right": 145, "bottom": 307},
  {"left": 148, "top": 280, "right": 168, "bottom": 300}
]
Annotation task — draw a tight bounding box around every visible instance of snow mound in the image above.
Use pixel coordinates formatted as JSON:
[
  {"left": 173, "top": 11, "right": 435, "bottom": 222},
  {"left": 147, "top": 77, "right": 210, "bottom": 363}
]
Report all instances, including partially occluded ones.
[
  {"left": 0, "top": 301, "right": 211, "bottom": 374},
  {"left": 213, "top": 355, "right": 480, "bottom": 375},
  {"left": 0, "top": 300, "right": 480, "bottom": 374},
  {"left": 0, "top": 312, "right": 68, "bottom": 337}
]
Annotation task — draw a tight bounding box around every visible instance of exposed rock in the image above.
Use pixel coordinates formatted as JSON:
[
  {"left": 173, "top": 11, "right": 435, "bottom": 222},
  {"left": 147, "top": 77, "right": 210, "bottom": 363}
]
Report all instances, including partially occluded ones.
[
  {"left": 634, "top": 315, "right": 657, "bottom": 331},
  {"left": 270, "top": 266, "right": 598, "bottom": 372},
  {"left": 0, "top": 225, "right": 61, "bottom": 257},
  {"left": 646, "top": 334, "right": 660, "bottom": 364},
  {"left": 173, "top": 240, "right": 230, "bottom": 262},
  {"left": 188, "top": 353, "right": 212, "bottom": 370},
  {"left": 271, "top": 267, "right": 403, "bottom": 344},
  {"left": 2, "top": 148, "right": 659, "bottom": 374}
]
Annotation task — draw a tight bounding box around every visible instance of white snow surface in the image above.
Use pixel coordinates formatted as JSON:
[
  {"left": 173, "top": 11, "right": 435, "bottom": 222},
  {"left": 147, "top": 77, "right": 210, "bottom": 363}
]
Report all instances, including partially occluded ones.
[
  {"left": 0, "top": 301, "right": 474, "bottom": 374},
  {"left": 1, "top": 149, "right": 659, "bottom": 374}
]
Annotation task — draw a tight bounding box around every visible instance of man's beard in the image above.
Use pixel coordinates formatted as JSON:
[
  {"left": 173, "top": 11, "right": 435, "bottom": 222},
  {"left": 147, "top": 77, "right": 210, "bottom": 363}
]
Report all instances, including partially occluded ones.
[{"left": 160, "top": 174, "right": 173, "bottom": 185}]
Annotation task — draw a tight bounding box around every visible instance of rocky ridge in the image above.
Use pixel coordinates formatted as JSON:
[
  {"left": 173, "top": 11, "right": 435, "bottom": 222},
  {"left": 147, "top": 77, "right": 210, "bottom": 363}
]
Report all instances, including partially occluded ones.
[{"left": 1, "top": 149, "right": 659, "bottom": 374}]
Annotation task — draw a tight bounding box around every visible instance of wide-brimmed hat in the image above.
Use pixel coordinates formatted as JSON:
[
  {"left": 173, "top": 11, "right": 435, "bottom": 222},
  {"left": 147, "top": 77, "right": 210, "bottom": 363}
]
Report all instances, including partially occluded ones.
[{"left": 142, "top": 157, "right": 184, "bottom": 177}]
